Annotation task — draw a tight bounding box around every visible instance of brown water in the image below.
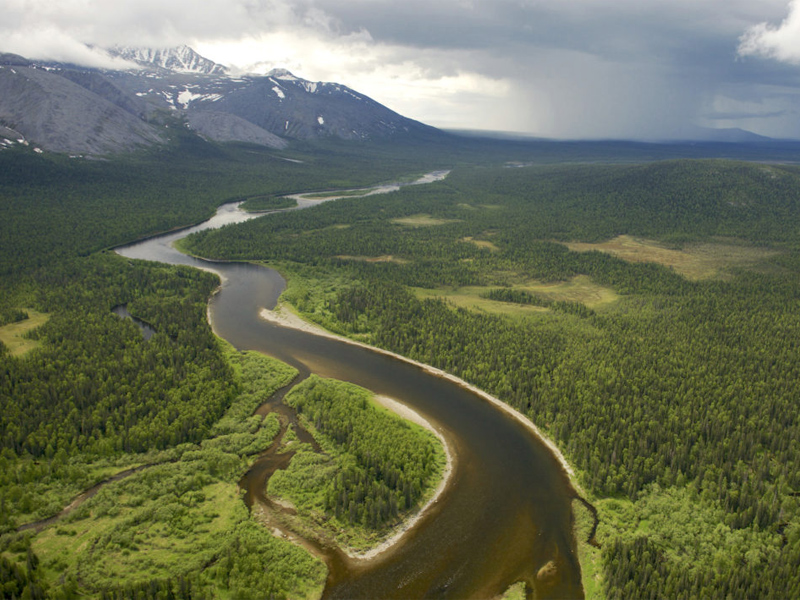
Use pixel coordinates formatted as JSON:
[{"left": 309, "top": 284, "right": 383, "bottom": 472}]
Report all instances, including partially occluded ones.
[{"left": 116, "top": 178, "right": 585, "bottom": 599}]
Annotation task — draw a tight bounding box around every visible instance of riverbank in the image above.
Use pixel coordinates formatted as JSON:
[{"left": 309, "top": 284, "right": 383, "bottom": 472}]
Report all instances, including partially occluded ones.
[
  {"left": 259, "top": 303, "right": 579, "bottom": 488},
  {"left": 346, "top": 394, "right": 454, "bottom": 562}
]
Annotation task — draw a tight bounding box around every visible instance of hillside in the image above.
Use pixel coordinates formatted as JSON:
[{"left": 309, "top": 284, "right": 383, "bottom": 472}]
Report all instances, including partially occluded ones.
[{"left": 0, "top": 46, "right": 442, "bottom": 155}]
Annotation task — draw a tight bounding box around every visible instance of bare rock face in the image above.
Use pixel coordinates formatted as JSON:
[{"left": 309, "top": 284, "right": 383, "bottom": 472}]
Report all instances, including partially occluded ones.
[
  {"left": 0, "top": 45, "right": 443, "bottom": 155},
  {"left": 186, "top": 111, "right": 288, "bottom": 149},
  {"left": 0, "top": 65, "right": 162, "bottom": 155}
]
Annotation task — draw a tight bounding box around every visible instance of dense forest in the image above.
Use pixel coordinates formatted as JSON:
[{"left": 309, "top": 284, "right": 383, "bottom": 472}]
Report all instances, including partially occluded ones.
[
  {"left": 0, "top": 140, "right": 454, "bottom": 598},
  {"left": 269, "top": 376, "right": 446, "bottom": 549},
  {"left": 183, "top": 159, "right": 800, "bottom": 599},
  {"left": 5, "top": 134, "right": 800, "bottom": 598}
]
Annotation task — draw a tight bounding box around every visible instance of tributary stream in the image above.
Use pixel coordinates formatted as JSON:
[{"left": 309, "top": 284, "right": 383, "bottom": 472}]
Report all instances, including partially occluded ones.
[{"left": 116, "top": 173, "right": 585, "bottom": 599}]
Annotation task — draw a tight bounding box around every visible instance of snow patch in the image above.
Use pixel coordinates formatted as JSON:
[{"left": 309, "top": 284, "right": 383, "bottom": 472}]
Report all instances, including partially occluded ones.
[
  {"left": 342, "top": 89, "right": 363, "bottom": 101},
  {"left": 272, "top": 86, "right": 285, "bottom": 99},
  {"left": 270, "top": 69, "right": 298, "bottom": 81},
  {"left": 303, "top": 82, "right": 318, "bottom": 94},
  {"left": 317, "top": 116, "right": 325, "bottom": 125},
  {"left": 160, "top": 91, "right": 176, "bottom": 108}
]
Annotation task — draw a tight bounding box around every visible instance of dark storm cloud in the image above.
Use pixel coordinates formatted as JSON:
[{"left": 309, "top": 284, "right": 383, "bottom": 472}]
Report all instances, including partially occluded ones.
[{"left": 4, "top": 1, "right": 800, "bottom": 138}]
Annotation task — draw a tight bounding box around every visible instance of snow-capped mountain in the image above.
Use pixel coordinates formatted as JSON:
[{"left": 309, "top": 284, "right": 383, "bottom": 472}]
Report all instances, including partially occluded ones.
[
  {"left": 0, "top": 46, "right": 441, "bottom": 155},
  {"left": 108, "top": 45, "right": 228, "bottom": 76}
]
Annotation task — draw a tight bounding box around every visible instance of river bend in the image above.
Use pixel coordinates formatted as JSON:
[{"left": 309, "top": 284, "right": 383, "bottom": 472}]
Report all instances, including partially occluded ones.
[{"left": 116, "top": 174, "right": 583, "bottom": 599}]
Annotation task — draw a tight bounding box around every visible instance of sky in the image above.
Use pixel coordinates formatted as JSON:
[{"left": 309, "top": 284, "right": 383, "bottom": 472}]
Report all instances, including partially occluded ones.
[{"left": 5, "top": 0, "right": 800, "bottom": 140}]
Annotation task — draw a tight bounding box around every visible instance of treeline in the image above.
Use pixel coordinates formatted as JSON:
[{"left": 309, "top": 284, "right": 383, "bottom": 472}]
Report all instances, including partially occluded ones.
[
  {"left": 182, "top": 159, "right": 800, "bottom": 598},
  {"left": 277, "top": 376, "right": 445, "bottom": 533},
  {"left": 484, "top": 288, "right": 595, "bottom": 318}
]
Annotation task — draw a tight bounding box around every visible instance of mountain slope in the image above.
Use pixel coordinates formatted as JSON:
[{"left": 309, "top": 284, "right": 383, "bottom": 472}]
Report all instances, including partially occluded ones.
[
  {"left": 0, "top": 45, "right": 443, "bottom": 154},
  {"left": 184, "top": 68, "right": 437, "bottom": 141},
  {"left": 0, "top": 60, "right": 163, "bottom": 154},
  {"left": 108, "top": 45, "right": 228, "bottom": 75}
]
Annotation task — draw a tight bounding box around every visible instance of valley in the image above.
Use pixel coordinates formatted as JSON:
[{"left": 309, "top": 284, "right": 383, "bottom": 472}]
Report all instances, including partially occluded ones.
[{"left": 1, "top": 113, "right": 800, "bottom": 598}]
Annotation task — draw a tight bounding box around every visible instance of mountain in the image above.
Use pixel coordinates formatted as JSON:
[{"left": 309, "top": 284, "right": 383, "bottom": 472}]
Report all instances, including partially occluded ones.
[
  {"left": 0, "top": 53, "right": 163, "bottom": 155},
  {"left": 674, "top": 127, "right": 774, "bottom": 144},
  {"left": 107, "top": 45, "right": 228, "bottom": 76},
  {"left": 0, "top": 46, "right": 441, "bottom": 155}
]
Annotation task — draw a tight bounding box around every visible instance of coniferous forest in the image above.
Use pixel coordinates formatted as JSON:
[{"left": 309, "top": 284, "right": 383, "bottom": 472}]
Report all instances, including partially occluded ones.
[
  {"left": 0, "top": 140, "right": 447, "bottom": 598},
  {"left": 3, "top": 137, "right": 800, "bottom": 598},
  {"left": 183, "top": 159, "right": 800, "bottom": 599}
]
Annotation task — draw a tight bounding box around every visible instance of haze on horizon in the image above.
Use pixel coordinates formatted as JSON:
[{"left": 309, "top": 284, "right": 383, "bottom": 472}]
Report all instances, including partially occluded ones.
[{"left": 5, "top": 0, "right": 800, "bottom": 141}]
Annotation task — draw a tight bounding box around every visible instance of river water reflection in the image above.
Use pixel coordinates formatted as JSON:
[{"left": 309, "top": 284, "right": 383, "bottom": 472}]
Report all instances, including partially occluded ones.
[{"left": 116, "top": 173, "right": 583, "bottom": 599}]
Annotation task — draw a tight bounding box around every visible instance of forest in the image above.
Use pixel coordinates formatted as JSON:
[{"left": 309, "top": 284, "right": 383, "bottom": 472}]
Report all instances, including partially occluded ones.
[
  {"left": 182, "top": 159, "right": 800, "bottom": 599},
  {"left": 0, "top": 139, "right": 454, "bottom": 598},
  {"left": 269, "top": 376, "right": 446, "bottom": 551},
  {"left": 4, "top": 134, "right": 800, "bottom": 598}
]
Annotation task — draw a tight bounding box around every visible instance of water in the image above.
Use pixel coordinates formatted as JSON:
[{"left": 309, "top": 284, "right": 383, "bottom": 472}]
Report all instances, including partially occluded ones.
[{"left": 116, "top": 172, "right": 583, "bottom": 599}]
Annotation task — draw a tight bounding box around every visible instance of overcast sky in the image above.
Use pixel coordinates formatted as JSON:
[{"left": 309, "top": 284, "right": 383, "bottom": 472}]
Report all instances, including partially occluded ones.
[{"left": 5, "top": 0, "right": 800, "bottom": 139}]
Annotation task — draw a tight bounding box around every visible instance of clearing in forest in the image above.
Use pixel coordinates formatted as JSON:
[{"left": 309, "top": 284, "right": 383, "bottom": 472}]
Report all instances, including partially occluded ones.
[
  {"left": 461, "top": 237, "right": 500, "bottom": 252},
  {"left": 0, "top": 309, "right": 50, "bottom": 356},
  {"left": 335, "top": 255, "right": 410, "bottom": 264},
  {"left": 390, "top": 214, "right": 461, "bottom": 227},
  {"left": 413, "top": 275, "right": 617, "bottom": 317},
  {"left": 564, "top": 235, "right": 779, "bottom": 280}
]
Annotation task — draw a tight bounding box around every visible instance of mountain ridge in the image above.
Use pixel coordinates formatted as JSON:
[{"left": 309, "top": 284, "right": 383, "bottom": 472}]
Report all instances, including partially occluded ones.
[{"left": 0, "top": 45, "right": 442, "bottom": 155}]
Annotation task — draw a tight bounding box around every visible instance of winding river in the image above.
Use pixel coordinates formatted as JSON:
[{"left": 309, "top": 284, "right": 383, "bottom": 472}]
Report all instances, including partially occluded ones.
[{"left": 116, "top": 174, "right": 585, "bottom": 599}]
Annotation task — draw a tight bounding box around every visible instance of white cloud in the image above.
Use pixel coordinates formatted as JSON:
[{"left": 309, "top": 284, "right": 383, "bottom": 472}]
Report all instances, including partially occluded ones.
[
  {"left": 2, "top": 0, "right": 799, "bottom": 138},
  {"left": 738, "top": 0, "right": 800, "bottom": 63},
  {"left": 3, "top": 26, "right": 140, "bottom": 69}
]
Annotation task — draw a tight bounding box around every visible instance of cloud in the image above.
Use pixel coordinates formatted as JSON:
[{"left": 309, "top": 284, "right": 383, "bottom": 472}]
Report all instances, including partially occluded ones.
[
  {"left": 2, "top": 26, "right": 140, "bottom": 70},
  {"left": 3, "top": 0, "right": 800, "bottom": 139},
  {"left": 738, "top": 0, "right": 800, "bottom": 63}
]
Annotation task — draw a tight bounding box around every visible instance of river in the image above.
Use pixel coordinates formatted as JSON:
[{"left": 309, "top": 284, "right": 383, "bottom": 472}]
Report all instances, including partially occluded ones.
[{"left": 116, "top": 173, "right": 584, "bottom": 599}]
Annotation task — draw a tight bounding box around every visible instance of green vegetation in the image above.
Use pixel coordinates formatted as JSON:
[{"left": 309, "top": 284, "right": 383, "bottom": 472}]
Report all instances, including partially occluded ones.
[
  {"left": 302, "top": 188, "right": 376, "bottom": 199},
  {"left": 6, "top": 133, "right": 800, "bottom": 598},
  {"left": 239, "top": 195, "right": 298, "bottom": 212},
  {"left": 0, "top": 140, "right": 452, "bottom": 278},
  {"left": 1, "top": 139, "right": 455, "bottom": 598},
  {"left": 573, "top": 500, "right": 602, "bottom": 599},
  {"left": 0, "top": 345, "right": 327, "bottom": 599},
  {"left": 0, "top": 309, "right": 49, "bottom": 357},
  {"left": 500, "top": 581, "right": 527, "bottom": 600},
  {"left": 269, "top": 376, "right": 446, "bottom": 552},
  {"left": 390, "top": 213, "right": 461, "bottom": 227},
  {"left": 183, "top": 159, "right": 800, "bottom": 599},
  {"left": 565, "top": 234, "right": 779, "bottom": 281}
]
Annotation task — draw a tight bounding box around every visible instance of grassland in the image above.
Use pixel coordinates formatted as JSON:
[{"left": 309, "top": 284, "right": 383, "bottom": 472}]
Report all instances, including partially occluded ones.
[
  {"left": 461, "top": 236, "right": 500, "bottom": 251},
  {"left": 1, "top": 347, "right": 326, "bottom": 599},
  {"left": 412, "top": 275, "right": 618, "bottom": 318},
  {"left": 573, "top": 499, "right": 603, "bottom": 600},
  {"left": 0, "top": 310, "right": 49, "bottom": 356},
  {"left": 564, "top": 235, "right": 779, "bottom": 280},
  {"left": 335, "top": 254, "right": 410, "bottom": 264},
  {"left": 390, "top": 214, "right": 462, "bottom": 227}
]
